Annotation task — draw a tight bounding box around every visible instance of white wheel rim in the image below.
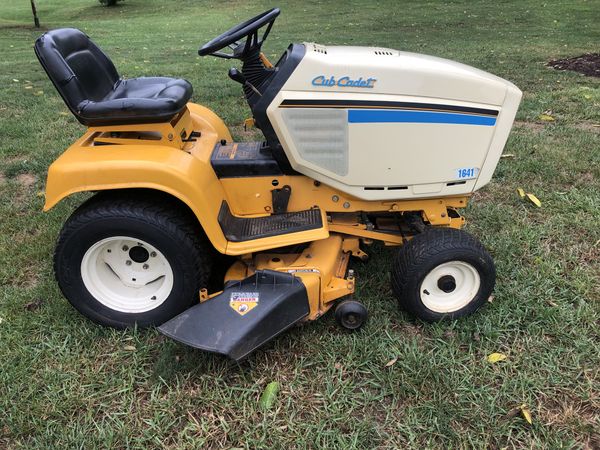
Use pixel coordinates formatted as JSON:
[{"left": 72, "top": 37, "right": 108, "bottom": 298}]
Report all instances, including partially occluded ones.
[
  {"left": 420, "top": 261, "right": 481, "bottom": 313},
  {"left": 81, "top": 236, "right": 174, "bottom": 313}
]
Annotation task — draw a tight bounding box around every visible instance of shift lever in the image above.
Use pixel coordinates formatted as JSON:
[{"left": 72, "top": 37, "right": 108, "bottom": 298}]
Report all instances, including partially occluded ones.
[{"left": 228, "top": 68, "right": 262, "bottom": 96}]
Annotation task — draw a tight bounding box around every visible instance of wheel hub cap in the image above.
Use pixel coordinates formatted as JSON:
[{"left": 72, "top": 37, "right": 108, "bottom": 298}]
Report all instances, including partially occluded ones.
[
  {"left": 437, "top": 275, "right": 457, "bottom": 293},
  {"left": 129, "top": 245, "right": 150, "bottom": 263},
  {"left": 420, "top": 261, "right": 481, "bottom": 313},
  {"left": 81, "top": 236, "right": 174, "bottom": 313}
]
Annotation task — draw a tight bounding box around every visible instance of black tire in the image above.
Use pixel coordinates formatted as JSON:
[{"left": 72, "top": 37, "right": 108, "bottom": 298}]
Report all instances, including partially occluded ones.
[
  {"left": 54, "top": 190, "right": 213, "bottom": 329},
  {"left": 391, "top": 227, "right": 495, "bottom": 322},
  {"left": 335, "top": 299, "right": 368, "bottom": 330}
]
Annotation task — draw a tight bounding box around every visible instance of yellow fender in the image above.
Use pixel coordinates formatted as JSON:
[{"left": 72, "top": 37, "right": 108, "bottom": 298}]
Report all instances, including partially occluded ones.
[{"left": 44, "top": 104, "right": 233, "bottom": 254}]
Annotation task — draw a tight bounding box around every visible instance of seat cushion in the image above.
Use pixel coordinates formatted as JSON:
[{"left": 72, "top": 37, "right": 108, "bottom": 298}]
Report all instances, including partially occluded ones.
[
  {"left": 78, "top": 76, "right": 193, "bottom": 126},
  {"left": 35, "top": 28, "right": 194, "bottom": 127}
]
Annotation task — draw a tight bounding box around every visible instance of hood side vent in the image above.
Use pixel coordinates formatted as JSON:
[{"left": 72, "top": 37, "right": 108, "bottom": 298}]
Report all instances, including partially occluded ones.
[
  {"left": 373, "top": 48, "right": 398, "bottom": 56},
  {"left": 307, "top": 42, "right": 328, "bottom": 55}
]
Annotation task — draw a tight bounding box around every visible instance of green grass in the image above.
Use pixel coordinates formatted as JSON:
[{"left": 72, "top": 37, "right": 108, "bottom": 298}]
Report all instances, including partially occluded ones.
[{"left": 1, "top": 0, "right": 599, "bottom": 448}]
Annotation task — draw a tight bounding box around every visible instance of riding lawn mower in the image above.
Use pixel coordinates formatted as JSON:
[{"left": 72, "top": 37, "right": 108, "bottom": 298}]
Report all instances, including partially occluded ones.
[{"left": 34, "top": 8, "right": 522, "bottom": 360}]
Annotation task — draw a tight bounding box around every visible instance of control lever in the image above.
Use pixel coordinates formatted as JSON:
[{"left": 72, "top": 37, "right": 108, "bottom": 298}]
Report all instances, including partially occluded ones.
[{"left": 228, "top": 68, "right": 262, "bottom": 97}]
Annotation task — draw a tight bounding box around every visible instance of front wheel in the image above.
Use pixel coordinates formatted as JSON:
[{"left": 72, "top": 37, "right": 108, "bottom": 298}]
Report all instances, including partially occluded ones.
[
  {"left": 391, "top": 227, "right": 495, "bottom": 322},
  {"left": 54, "top": 191, "right": 213, "bottom": 329}
]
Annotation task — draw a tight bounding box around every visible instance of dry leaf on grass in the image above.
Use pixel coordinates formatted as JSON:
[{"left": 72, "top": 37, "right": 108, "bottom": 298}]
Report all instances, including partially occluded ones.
[
  {"left": 517, "top": 188, "right": 526, "bottom": 198},
  {"left": 539, "top": 111, "right": 555, "bottom": 121},
  {"left": 526, "top": 193, "right": 542, "bottom": 207},
  {"left": 385, "top": 357, "right": 398, "bottom": 367},
  {"left": 25, "top": 298, "right": 44, "bottom": 311},
  {"left": 520, "top": 404, "right": 533, "bottom": 424},
  {"left": 123, "top": 345, "right": 136, "bottom": 351},
  {"left": 501, "top": 153, "right": 515, "bottom": 158},
  {"left": 487, "top": 352, "right": 507, "bottom": 363},
  {"left": 503, "top": 403, "right": 532, "bottom": 424}
]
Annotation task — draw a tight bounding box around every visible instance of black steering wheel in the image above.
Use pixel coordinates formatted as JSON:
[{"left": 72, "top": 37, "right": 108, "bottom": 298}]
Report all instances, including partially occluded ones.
[{"left": 198, "top": 8, "right": 280, "bottom": 59}]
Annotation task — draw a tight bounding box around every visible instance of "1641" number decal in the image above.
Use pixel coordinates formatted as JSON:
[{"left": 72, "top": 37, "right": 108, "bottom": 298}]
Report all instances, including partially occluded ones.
[{"left": 456, "top": 167, "right": 479, "bottom": 179}]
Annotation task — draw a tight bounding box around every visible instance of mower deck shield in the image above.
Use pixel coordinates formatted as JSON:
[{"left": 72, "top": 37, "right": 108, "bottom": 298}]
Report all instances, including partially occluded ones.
[{"left": 158, "top": 270, "right": 309, "bottom": 361}]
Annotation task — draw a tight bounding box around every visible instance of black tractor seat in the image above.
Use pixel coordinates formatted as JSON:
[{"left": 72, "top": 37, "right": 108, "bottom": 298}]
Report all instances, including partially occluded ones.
[{"left": 34, "top": 28, "right": 192, "bottom": 127}]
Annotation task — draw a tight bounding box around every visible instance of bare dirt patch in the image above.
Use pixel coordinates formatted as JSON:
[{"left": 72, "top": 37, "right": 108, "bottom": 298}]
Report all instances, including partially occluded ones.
[
  {"left": 573, "top": 122, "right": 600, "bottom": 133},
  {"left": 514, "top": 120, "right": 546, "bottom": 132},
  {"left": 16, "top": 173, "right": 36, "bottom": 188},
  {"left": 548, "top": 53, "right": 600, "bottom": 77}
]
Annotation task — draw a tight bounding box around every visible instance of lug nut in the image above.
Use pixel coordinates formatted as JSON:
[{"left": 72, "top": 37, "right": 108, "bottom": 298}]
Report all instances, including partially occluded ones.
[
  {"left": 143, "top": 264, "right": 149, "bottom": 270},
  {"left": 122, "top": 245, "right": 129, "bottom": 251},
  {"left": 126, "top": 260, "right": 132, "bottom": 266},
  {"left": 151, "top": 296, "right": 157, "bottom": 300},
  {"left": 150, "top": 251, "right": 157, "bottom": 257}
]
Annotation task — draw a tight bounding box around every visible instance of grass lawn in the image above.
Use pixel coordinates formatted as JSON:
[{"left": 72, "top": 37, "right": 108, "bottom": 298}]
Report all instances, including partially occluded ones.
[{"left": 1, "top": 0, "right": 599, "bottom": 448}]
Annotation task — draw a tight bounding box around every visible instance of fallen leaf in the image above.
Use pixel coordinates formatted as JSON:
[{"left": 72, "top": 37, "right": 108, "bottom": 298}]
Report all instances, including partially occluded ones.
[
  {"left": 259, "top": 381, "right": 280, "bottom": 410},
  {"left": 546, "top": 299, "right": 558, "bottom": 307},
  {"left": 538, "top": 113, "right": 555, "bottom": 122},
  {"left": 0, "top": 317, "right": 4, "bottom": 324},
  {"left": 59, "top": 112, "right": 69, "bottom": 116},
  {"left": 36, "top": 191, "right": 44, "bottom": 198},
  {"left": 502, "top": 405, "right": 522, "bottom": 420},
  {"left": 123, "top": 345, "right": 136, "bottom": 351},
  {"left": 385, "top": 357, "right": 398, "bottom": 367},
  {"left": 526, "top": 193, "right": 542, "bottom": 207},
  {"left": 487, "top": 352, "right": 507, "bottom": 363},
  {"left": 520, "top": 404, "right": 533, "bottom": 424},
  {"left": 24, "top": 86, "right": 33, "bottom": 90},
  {"left": 583, "top": 94, "right": 591, "bottom": 99},
  {"left": 443, "top": 329, "right": 456, "bottom": 339},
  {"left": 501, "top": 153, "right": 515, "bottom": 158},
  {"left": 12, "top": 79, "right": 19, "bottom": 82},
  {"left": 33, "top": 91, "right": 44, "bottom": 96},
  {"left": 517, "top": 188, "right": 526, "bottom": 198},
  {"left": 25, "top": 298, "right": 44, "bottom": 311}
]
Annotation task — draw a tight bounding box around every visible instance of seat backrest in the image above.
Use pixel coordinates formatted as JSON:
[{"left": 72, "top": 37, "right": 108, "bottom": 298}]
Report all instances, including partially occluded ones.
[{"left": 34, "top": 28, "right": 120, "bottom": 120}]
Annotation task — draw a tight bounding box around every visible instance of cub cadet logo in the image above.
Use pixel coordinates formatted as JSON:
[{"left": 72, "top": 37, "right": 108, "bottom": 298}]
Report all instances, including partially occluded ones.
[
  {"left": 312, "top": 75, "right": 377, "bottom": 88},
  {"left": 229, "top": 292, "right": 259, "bottom": 316}
]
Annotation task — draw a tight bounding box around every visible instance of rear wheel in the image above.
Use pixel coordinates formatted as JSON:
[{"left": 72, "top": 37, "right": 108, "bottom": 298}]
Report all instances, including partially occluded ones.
[
  {"left": 391, "top": 227, "right": 495, "bottom": 321},
  {"left": 54, "top": 191, "right": 213, "bottom": 328}
]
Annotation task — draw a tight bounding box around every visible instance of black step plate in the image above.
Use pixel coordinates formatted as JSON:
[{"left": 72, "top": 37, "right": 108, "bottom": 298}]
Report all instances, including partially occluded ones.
[
  {"left": 218, "top": 201, "right": 322, "bottom": 242},
  {"left": 158, "top": 270, "right": 309, "bottom": 361}
]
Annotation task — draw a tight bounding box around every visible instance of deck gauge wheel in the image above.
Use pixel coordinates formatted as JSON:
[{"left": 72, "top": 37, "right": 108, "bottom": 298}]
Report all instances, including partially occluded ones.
[{"left": 335, "top": 299, "right": 368, "bottom": 330}]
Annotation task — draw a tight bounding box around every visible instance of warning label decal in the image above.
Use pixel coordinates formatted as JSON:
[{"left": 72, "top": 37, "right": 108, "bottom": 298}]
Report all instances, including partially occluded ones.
[{"left": 229, "top": 292, "right": 260, "bottom": 316}]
